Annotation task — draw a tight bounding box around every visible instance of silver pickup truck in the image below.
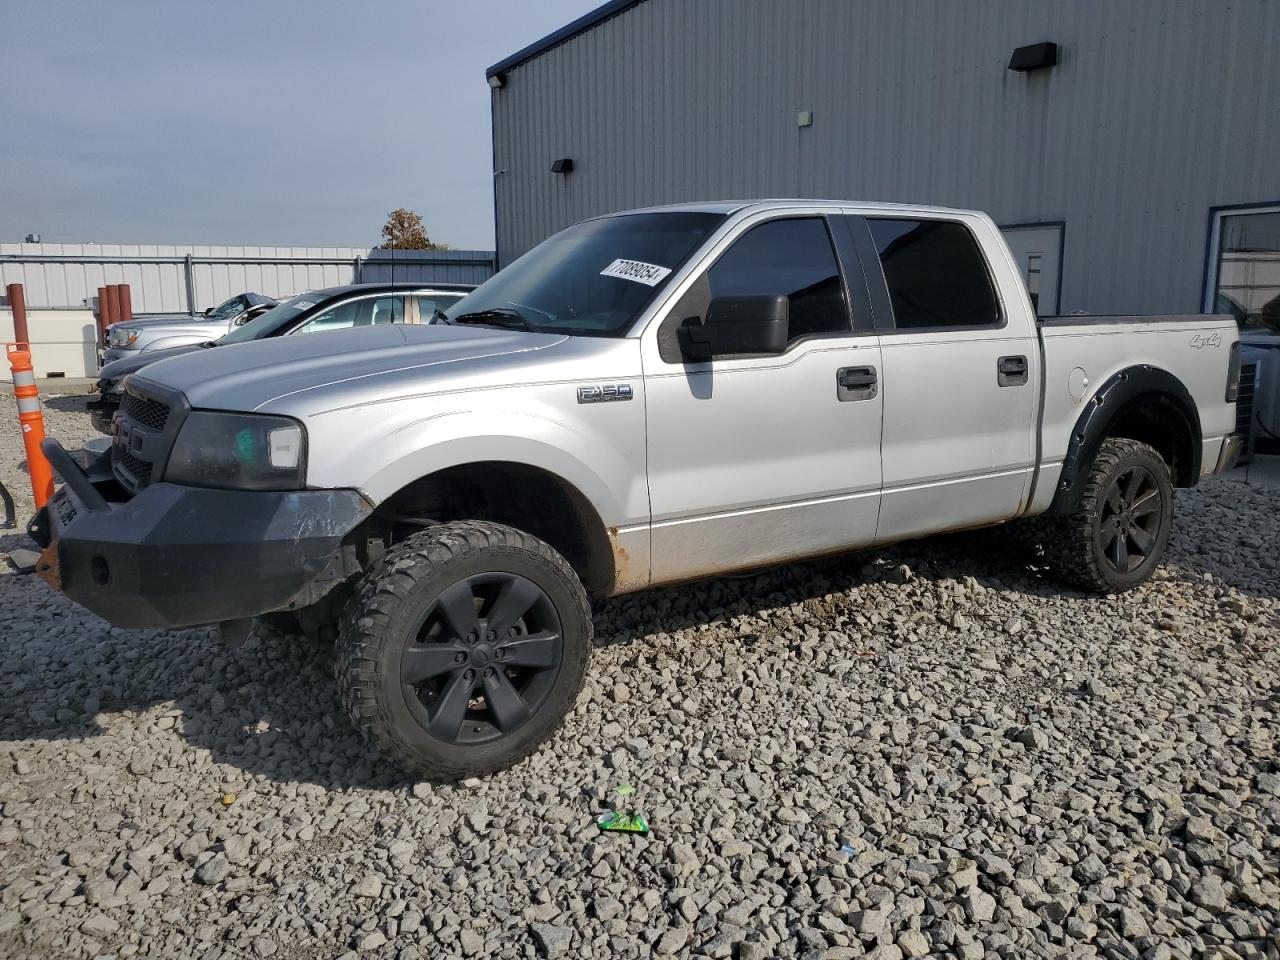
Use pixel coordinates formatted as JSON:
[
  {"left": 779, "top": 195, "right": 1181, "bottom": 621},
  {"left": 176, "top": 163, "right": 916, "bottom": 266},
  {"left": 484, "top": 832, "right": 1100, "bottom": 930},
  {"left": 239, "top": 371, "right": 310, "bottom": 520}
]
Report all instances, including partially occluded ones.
[
  {"left": 34, "top": 200, "right": 1242, "bottom": 780},
  {"left": 100, "top": 292, "right": 276, "bottom": 366}
]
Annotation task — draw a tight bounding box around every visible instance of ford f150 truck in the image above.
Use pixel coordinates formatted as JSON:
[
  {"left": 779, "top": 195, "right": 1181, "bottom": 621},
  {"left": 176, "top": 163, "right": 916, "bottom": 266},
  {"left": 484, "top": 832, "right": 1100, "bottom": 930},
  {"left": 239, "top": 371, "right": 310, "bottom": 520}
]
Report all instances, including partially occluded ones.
[{"left": 32, "top": 201, "right": 1243, "bottom": 781}]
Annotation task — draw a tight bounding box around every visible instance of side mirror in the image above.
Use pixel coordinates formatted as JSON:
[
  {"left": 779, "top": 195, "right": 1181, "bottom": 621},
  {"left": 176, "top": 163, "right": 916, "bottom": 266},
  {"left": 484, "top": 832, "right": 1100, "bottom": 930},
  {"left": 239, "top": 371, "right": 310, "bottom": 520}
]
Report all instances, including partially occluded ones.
[
  {"left": 678, "top": 294, "right": 789, "bottom": 361},
  {"left": 202, "top": 307, "right": 215, "bottom": 317},
  {"left": 236, "top": 306, "right": 267, "bottom": 325}
]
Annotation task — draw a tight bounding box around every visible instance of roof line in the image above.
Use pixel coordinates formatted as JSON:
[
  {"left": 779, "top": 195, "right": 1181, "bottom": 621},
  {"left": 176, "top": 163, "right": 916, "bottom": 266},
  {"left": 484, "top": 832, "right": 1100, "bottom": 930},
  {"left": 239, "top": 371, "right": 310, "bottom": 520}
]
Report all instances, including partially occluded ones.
[{"left": 486, "top": 0, "right": 647, "bottom": 78}]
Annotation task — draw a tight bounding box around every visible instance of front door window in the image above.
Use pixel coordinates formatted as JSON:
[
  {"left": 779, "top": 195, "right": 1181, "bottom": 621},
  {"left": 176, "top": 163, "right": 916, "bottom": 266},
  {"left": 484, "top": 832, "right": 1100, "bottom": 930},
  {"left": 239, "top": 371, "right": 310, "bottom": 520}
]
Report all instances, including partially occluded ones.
[{"left": 296, "top": 295, "right": 404, "bottom": 334}]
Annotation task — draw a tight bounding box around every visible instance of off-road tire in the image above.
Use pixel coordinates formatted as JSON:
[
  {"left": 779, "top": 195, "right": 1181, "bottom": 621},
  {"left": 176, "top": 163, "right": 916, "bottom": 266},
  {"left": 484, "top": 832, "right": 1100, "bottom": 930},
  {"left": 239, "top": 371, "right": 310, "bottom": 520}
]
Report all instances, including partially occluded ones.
[
  {"left": 1040, "top": 438, "right": 1174, "bottom": 593},
  {"left": 336, "top": 521, "right": 592, "bottom": 781}
]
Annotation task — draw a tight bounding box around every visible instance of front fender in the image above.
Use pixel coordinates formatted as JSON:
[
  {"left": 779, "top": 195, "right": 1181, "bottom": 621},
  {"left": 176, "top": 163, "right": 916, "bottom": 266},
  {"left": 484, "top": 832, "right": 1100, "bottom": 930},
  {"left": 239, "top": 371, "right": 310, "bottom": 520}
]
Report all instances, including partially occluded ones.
[
  {"left": 322, "top": 408, "right": 646, "bottom": 529},
  {"left": 142, "top": 334, "right": 212, "bottom": 353}
]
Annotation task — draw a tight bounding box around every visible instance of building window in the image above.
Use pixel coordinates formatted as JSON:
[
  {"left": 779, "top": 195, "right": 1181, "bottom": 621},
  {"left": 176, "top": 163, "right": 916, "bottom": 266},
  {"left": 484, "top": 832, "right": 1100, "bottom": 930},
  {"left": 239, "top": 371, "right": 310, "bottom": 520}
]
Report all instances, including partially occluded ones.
[
  {"left": 999, "top": 222, "right": 1063, "bottom": 316},
  {"left": 1206, "top": 204, "right": 1280, "bottom": 332},
  {"left": 1026, "top": 254, "right": 1043, "bottom": 313}
]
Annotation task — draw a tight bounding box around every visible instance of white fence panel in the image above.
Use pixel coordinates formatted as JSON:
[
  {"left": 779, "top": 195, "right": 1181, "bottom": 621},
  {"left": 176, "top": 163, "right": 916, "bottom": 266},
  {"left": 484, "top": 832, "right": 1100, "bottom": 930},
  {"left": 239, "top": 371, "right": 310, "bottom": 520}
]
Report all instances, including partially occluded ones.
[{"left": 0, "top": 243, "right": 495, "bottom": 313}]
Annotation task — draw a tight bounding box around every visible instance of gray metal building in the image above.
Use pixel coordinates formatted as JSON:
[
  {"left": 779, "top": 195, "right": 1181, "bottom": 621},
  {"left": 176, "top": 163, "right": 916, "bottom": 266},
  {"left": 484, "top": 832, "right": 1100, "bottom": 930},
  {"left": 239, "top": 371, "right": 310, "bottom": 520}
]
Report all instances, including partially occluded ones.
[{"left": 488, "top": 0, "right": 1280, "bottom": 320}]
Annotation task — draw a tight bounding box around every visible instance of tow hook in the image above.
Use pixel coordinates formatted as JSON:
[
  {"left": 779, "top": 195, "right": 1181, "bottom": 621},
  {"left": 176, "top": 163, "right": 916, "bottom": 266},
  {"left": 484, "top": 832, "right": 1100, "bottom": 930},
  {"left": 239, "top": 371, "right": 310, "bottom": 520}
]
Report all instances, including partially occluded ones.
[
  {"left": 219, "top": 618, "right": 255, "bottom": 650},
  {"left": 35, "top": 541, "right": 62, "bottom": 590}
]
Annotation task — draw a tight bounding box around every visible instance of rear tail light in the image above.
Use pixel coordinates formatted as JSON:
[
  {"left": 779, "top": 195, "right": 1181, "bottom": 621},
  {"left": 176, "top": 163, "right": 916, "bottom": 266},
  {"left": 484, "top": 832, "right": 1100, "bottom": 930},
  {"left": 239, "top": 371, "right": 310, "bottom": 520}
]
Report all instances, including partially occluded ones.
[{"left": 1226, "top": 341, "right": 1241, "bottom": 402}]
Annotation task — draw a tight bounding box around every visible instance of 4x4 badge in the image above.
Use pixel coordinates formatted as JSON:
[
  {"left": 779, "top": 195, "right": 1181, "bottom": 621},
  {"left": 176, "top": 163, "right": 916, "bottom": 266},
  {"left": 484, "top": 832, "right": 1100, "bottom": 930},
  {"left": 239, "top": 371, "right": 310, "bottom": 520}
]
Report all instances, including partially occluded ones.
[{"left": 577, "top": 384, "right": 634, "bottom": 404}]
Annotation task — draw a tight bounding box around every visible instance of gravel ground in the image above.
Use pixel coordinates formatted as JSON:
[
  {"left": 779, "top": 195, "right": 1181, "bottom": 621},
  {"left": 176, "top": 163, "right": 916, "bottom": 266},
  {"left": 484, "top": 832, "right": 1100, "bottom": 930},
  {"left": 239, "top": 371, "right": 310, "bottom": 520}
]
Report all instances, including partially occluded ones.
[{"left": 2, "top": 397, "right": 1278, "bottom": 960}]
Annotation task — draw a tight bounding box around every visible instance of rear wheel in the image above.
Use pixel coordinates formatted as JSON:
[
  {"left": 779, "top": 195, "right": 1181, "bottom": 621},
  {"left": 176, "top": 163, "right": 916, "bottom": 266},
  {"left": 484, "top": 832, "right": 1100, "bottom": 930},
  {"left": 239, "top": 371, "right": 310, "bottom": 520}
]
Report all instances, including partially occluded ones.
[
  {"left": 1040, "top": 437, "right": 1174, "bottom": 593},
  {"left": 336, "top": 521, "right": 591, "bottom": 781}
]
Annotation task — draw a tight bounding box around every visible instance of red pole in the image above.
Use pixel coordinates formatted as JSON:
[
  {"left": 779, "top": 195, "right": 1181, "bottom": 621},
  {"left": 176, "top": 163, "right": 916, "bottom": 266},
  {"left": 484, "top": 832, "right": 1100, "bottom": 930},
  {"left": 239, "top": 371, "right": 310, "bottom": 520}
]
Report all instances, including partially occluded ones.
[
  {"left": 104, "top": 285, "right": 122, "bottom": 343},
  {"left": 116, "top": 283, "right": 132, "bottom": 324},
  {"left": 6, "top": 283, "right": 28, "bottom": 346}
]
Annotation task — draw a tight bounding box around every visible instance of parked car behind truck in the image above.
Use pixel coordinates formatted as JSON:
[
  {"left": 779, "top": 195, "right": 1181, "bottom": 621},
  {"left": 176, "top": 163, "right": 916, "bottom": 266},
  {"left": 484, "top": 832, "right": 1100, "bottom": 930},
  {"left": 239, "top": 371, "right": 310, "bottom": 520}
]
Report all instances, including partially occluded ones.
[
  {"left": 100, "top": 292, "right": 277, "bottom": 366},
  {"left": 88, "top": 282, "right": 475, "bottom": 433},
  {"left": 34, "top": 200, "right": 1242, "bottom": 781}
]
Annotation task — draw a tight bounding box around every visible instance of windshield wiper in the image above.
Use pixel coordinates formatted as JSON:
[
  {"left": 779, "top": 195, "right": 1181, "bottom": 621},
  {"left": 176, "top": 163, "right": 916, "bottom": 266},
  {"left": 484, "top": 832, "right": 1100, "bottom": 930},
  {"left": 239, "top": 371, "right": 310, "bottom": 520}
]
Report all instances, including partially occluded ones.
[
  {"left": 451, "top": 308, "right": 536, "bottom": 332},
  {"left": 504, "top": 299, "right": 556, "bottom": 324}
]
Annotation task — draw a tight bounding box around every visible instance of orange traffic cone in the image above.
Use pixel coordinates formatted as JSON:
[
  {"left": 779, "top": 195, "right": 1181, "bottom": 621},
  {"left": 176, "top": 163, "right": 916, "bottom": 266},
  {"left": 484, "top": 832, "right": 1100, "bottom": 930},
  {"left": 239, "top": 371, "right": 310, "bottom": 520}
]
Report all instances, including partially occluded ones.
[{"left": 6, "top": 343, "right": 54, "bottom": 509}]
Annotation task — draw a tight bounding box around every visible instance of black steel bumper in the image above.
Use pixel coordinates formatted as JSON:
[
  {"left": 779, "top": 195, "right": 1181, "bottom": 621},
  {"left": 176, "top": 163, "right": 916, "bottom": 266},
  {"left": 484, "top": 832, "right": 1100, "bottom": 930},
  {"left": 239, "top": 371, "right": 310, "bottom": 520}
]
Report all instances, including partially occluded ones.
[{"left": 32, "top": 448, "right": 371, "bottom": 629}]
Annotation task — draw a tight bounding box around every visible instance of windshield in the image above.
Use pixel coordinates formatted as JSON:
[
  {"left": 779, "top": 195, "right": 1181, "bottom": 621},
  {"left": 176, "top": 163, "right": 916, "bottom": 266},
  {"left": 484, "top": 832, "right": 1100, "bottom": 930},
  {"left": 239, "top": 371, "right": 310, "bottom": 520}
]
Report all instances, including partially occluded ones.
[
  {"left": 217, "top": 294, "right": 313, "bottom": 344},
  {"left": 207, "top": 295, "right": 248, "bottom": 320},
  {"left": 445, "top": 211, "right": 725, "bottom": 336}
]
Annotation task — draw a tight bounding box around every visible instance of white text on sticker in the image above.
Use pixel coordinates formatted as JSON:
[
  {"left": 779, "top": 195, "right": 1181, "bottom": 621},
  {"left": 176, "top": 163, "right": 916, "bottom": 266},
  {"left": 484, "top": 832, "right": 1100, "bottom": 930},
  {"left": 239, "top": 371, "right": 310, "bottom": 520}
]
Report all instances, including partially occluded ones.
[{"left": 600, "top": 259, "right": 672, "bottom": 286}]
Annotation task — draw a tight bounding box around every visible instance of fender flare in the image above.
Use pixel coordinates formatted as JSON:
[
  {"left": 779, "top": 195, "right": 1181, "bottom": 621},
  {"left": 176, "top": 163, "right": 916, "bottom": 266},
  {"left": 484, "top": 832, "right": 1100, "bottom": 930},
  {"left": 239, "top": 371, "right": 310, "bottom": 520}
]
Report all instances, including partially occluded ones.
[{"left": 1048, "top": 365, "right": 1201, "bottom": 514}]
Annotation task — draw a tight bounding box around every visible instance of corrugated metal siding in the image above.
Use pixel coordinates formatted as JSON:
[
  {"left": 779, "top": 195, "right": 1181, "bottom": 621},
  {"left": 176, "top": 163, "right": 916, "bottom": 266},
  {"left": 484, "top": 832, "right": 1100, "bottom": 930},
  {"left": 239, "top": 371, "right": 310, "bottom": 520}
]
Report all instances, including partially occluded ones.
[
  {"left": 358, "top": 249, "right": 496, "bottom": 285},
  {"left": 0, "top": 244, "right": 495, "bottom": 312},
  {"left": 491, "top": 0, "right": 1280, "bottom": 315}
]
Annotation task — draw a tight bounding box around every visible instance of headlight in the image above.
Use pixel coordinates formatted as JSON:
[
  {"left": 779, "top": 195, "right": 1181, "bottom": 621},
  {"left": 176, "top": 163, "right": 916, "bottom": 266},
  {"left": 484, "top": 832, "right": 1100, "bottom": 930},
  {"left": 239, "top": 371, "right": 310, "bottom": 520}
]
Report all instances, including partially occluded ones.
[
  {"left": 108, "top": 326, "right": 139, "bottom": 348},
  {"left": 165, "top": 411, "right": 307, "bottom": 490}
]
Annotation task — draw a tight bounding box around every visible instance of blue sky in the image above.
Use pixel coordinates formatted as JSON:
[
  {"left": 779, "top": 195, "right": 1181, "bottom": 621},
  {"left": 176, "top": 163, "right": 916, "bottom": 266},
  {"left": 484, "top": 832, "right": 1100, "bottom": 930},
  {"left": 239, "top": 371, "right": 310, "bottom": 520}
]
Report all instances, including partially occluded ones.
[{"left": 0, "top": 0, "right": 601, "bottom": 250}]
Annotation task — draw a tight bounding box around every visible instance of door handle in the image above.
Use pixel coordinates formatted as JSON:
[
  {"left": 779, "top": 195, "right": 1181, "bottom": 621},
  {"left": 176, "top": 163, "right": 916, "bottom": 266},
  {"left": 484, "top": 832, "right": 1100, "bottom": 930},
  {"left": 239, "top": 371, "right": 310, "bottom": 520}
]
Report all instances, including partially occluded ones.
[
  {"left": 837, "top": 365, "right": 878, "bottom": 401},
  {"left": 998, "top": 355, "right": 1029, "bottom": 387}
]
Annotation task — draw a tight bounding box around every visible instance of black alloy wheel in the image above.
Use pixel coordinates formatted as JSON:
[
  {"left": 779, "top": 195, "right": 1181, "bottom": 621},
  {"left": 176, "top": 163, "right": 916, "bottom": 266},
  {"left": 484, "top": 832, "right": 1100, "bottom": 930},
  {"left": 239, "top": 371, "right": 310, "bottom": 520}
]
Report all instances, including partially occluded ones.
[
  {"left": 399, "top": 572, "right": 563, "bottom": 745},
  {"left": 337, "top": 521, "right": 592, "bottom": 781},
  {"left": 1096, "top": 464, "right": 1164, "bottom": 575},
  {"left": 1037, "top": 437, "right": 1175, "bottom": 594}
]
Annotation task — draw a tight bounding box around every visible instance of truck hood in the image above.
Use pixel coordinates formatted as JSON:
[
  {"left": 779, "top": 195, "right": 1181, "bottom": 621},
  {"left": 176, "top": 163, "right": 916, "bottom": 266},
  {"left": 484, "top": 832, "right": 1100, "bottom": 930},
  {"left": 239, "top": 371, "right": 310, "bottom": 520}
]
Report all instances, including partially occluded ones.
[
  {"left": 121, "top": 318, "right": 227, "bottom": 338},
  {"left": 100, "top": 342, "right": 207, "bottom": 381},
  {"left": 135, "top": 323, "right": 569, "bottom": 412},
  {"left": 113, "top": 314, "right": 205, "bottom": 329}
]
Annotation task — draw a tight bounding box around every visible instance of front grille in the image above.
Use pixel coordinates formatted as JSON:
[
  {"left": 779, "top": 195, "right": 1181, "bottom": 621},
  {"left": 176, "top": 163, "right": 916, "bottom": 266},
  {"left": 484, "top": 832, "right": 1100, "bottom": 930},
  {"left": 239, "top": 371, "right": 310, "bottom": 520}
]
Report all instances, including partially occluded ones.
[
  {"left": 112, "top": 387, "right": 176, "bottom": 492},
  {"left": 114, "top": 450, "right": 153, "bottom": 487},
  {"left": 121, "top": 393, "right": 170, "bottom": 432}
]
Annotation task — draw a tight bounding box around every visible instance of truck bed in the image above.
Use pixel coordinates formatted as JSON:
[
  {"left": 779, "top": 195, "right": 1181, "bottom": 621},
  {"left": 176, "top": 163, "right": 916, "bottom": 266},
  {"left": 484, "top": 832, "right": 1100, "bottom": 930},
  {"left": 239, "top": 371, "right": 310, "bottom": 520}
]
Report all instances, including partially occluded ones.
[{"left": 1031, "top": 311, "right": 1239, "bottom": 513}]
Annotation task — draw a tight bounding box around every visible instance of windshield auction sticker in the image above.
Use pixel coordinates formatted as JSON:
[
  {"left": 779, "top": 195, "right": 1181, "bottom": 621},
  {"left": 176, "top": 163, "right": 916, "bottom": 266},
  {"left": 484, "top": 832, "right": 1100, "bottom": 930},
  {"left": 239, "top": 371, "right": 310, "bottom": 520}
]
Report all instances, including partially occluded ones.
[{"left": 600, "top": 259, "right": 672, "bottom": 286}]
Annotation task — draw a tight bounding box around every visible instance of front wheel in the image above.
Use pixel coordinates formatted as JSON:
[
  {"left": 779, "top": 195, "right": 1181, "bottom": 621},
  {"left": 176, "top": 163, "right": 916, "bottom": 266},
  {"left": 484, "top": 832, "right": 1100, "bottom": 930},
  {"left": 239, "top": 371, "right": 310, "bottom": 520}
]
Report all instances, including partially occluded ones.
[
  {"left": 336, "top": 521, "right": 592, "bottom": 781},
  {"left": 1040, "top": 437, "right": 1174, "bottom": 593}
]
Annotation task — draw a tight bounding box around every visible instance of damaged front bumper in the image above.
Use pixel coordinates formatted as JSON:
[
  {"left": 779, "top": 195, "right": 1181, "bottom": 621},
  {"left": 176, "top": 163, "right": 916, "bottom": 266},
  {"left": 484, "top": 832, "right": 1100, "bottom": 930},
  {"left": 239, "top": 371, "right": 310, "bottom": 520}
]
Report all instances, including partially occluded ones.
[
  {"left": 86, "top": 391, "right": 121, "bottom": 435},
  {"left": 32, "top": 442, "right": 370, "bottom": 629}
]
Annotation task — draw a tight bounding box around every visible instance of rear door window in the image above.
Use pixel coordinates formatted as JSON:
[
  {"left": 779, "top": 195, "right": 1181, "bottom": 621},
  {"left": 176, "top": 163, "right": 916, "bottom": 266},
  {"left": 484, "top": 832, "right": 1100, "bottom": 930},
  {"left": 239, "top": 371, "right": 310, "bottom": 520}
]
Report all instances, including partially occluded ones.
[{"left": 866, "top": 219, "right": 1001, "bottom": 330}]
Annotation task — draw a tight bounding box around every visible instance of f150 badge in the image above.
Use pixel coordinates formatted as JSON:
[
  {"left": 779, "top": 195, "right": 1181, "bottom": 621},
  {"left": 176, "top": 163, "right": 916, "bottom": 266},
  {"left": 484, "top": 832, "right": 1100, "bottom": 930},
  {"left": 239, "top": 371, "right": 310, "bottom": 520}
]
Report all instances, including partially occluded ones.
[
  {"left": 577, "top": 384, "right": 634, "bottom": 403},
  {"left": 1190, "top": 333, "right": 1223, "bottom": 349}
]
